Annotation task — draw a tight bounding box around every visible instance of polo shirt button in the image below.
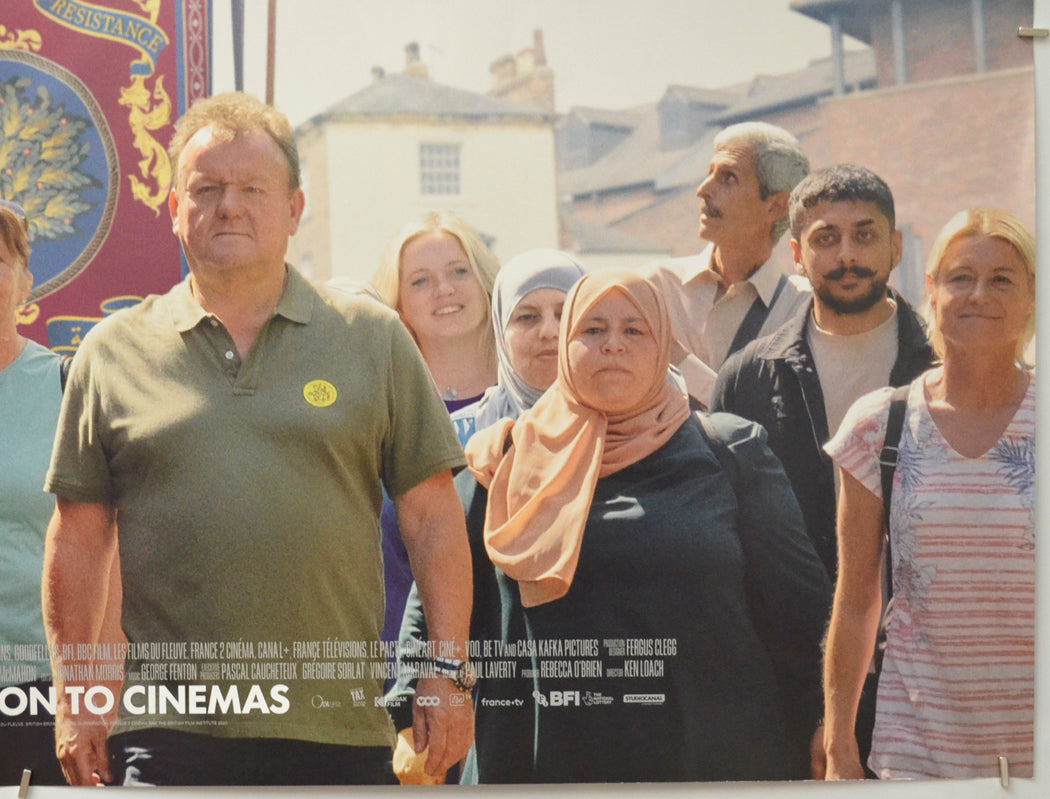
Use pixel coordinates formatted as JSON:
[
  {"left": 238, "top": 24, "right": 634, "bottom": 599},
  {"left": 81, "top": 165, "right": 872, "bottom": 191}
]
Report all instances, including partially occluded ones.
[
  {"left": 210, "top": 318, "right": 219, "bottom": 327},
  {"left": 225, "top": 350, "right": 235, "bottom": 360}
]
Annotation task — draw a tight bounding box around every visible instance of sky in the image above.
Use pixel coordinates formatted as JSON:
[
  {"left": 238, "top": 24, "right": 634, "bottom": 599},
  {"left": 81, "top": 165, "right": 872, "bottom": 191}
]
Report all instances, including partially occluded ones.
[{"left": 207, "top": 0, "right": 866, "bottom": 127}]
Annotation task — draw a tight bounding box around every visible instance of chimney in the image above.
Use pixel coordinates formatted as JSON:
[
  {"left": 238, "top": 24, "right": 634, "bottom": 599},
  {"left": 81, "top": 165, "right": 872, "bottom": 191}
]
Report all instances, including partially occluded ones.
[
  {"left": 404, "top": 42, "right": 429, "bottom": 79},
  {"left": 532, "top": 29, "right": 547, "bottom": 66},
  {"left": 371, "top": 66, "right": 385, "bottom": 81},
  {"left": 489, "top": 54, "right": 517, "bottom": 87},
  {"left": 488, "top": 29, "right": 554, "bottom": 113}
]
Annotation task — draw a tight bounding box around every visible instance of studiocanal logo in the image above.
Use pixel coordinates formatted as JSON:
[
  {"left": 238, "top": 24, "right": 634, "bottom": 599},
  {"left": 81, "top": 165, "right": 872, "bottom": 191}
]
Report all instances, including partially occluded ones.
[{"left": 623, "top": 693, "right": 665, "bottom": 705}]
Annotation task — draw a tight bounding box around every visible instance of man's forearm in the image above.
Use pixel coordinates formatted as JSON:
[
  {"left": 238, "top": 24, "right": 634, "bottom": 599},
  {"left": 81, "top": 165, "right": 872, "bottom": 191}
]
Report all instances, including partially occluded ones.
[
  {"left": 396, "top": 470, "right": 475, "bottom": 776},
  {"left": 43, "top": 500, "right": 119, "bottom": 702},
  {"left": 42, "top": 499, "right": 120, "bottom": 785}
]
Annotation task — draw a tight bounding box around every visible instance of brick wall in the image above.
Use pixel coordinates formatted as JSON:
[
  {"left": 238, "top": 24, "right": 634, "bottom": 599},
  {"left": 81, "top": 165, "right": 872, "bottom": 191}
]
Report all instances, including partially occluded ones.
[
  {"left": 819, "top": 67, "right": 1035, "bottom": 263},
  {"left": 869, "top": 0, "right": 1032, "bottom": 86},
  {"left": 612, "top": 190, "right": 707, "bottom": 258}
]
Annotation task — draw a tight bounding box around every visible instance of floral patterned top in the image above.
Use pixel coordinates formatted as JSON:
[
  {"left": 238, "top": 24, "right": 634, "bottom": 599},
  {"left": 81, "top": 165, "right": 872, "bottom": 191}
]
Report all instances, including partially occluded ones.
[{"left": 826, "top": 369, "right": 1035, "bottom": 779}]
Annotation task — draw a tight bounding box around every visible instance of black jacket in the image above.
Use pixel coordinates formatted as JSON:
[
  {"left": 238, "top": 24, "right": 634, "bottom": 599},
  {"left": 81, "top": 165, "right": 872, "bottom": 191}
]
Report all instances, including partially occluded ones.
[{"left": 710, "top": 292, "right": 937, "bottom": 579}]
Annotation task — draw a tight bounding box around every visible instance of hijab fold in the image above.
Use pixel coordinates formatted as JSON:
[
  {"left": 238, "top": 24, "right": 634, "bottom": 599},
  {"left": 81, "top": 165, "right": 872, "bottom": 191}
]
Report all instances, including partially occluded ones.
[{"left": 466, "top": 269, "right": 690, "bottom": 607}]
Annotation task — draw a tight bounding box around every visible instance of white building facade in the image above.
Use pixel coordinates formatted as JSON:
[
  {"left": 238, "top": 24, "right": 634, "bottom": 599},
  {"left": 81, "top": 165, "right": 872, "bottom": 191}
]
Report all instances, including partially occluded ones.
[{"left": 289, "top": 73, "right": 559, "bottom": 283}]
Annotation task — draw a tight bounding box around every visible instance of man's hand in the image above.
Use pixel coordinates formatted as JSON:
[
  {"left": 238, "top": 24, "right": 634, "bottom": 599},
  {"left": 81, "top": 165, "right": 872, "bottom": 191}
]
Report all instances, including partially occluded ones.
[
  {"left": 410, "top": 676, "right": 474, "bottom": 778},
  {"left": 55, "top": 715, "right": 112, "bottom": 786}
]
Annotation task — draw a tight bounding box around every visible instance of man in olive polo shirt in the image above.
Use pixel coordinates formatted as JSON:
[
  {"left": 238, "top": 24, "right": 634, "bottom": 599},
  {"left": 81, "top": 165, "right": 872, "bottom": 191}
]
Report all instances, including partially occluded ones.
[{"left": 41, "top": 93, "right": 474, "bottom": 786}]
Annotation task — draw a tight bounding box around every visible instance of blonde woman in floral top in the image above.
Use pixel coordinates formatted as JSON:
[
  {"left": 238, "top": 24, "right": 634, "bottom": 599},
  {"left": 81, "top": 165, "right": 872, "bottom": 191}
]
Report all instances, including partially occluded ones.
[{"left": 823, "top": 208, "right": 1035, "bottom": 780}]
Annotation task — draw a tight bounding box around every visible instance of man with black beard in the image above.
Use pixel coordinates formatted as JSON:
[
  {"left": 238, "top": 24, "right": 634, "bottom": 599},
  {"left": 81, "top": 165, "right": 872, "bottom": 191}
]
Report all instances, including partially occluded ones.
[{"left": 710, "top": 164, "right": 935, "bottom": 778}]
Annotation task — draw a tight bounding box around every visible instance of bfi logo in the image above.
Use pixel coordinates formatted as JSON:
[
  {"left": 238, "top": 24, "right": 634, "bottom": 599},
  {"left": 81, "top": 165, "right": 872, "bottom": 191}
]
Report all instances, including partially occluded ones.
[{"left": 533, "top": 690, "right": 581, "bottom": 707}]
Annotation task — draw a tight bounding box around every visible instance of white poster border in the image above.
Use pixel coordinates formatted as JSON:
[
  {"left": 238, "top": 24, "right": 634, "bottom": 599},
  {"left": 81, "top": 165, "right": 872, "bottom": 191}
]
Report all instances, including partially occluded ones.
[{"left": 2, "top": 0, "right": 1046, "bottom": 795}]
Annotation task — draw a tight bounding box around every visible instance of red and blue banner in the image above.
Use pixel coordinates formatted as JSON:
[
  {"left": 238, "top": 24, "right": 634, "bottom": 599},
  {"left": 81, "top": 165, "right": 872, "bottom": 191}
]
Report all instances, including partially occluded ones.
[{"left": 1, "top": 0, "right": 210, "bottom": 351}]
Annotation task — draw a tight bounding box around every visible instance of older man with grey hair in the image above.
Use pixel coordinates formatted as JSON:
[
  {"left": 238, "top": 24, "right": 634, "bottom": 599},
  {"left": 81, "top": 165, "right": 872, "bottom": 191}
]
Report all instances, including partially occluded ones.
[{"left": 644, "top": 121, "right": 811, "bottom": 407}]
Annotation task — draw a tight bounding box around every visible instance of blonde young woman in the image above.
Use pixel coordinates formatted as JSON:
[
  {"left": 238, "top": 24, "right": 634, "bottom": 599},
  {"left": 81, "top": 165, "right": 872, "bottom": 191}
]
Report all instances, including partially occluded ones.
[
  {"left": 824, "top": 209, "right": 1036, "bottom": 779},
  {"left": 374, "top": 211, "right": 499, "bottom": 409},
  {"left": 371, "top": 212, "right": 500, "bottom": 649}
]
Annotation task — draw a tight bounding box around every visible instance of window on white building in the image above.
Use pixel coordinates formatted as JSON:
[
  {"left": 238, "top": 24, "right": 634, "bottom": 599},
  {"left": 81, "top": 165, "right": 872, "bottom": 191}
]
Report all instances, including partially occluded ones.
[{"left": 420, "top": 143, "right": 460, "bottom": 196}]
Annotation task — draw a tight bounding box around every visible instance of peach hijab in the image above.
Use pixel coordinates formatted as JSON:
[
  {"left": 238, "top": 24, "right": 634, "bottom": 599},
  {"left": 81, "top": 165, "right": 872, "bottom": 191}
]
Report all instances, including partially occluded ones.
[{"left": 465, "top": 269, "right": 691, "bottom": 607}]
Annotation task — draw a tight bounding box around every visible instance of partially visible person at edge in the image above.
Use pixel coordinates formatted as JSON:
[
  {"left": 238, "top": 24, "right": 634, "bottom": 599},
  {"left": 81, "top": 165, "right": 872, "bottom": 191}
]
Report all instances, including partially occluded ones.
[
  {"left": 823, "top": 208, "right": 1035, "bottom": 780},
  {"left": 387, "top": 248, "right": 587, "bottom": 785},
  {"left": 0, "top": 201, "right": 101, "bottom": 786},
  {"left": 452, "top": 269, "right": 831, "bottom": 782},
  {"left": 643, "top": 121, "right": 812, "bottom": 409},
  {"left": 370, "top": 211, "right": 499, "bottom": 658},
  {"left": 41, "top": 92, "right": 473, "bottom": 786},
  {"left": 710, "top": 165, "right": 937, "bottom": 777}
]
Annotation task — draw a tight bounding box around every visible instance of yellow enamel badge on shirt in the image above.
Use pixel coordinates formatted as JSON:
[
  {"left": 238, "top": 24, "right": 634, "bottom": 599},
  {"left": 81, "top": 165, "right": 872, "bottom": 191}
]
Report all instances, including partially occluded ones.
[{"left": 304, "top": 380, "right": 338, "bottom": 408}]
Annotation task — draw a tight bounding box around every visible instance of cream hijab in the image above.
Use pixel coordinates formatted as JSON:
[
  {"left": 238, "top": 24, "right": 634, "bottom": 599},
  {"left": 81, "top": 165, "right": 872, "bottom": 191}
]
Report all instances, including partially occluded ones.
[
  {"left": 465, "top": 269, "right": 690, "bottom": 607},
  {"left": 473, "top": 249, "right": 587, "bottom": 430}
]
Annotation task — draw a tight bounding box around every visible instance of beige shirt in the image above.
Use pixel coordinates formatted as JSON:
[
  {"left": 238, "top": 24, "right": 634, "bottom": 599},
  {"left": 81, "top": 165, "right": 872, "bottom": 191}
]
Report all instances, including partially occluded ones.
[
  {"left": 808, "top": 302, "right": 900, "bottom": 496},
  {"left": 644, "top": 243, "right": 812, "bottom": 406}
]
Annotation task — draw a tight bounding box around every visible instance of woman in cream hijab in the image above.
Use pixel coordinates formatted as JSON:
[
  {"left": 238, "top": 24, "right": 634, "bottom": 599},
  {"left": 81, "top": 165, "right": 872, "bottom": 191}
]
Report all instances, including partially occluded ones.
[
  {"left": 462, "top": 269, "right": 832, "bottom": 782},
  {"left": 450, "top": 248, "right": 587, "bottom": 441}
]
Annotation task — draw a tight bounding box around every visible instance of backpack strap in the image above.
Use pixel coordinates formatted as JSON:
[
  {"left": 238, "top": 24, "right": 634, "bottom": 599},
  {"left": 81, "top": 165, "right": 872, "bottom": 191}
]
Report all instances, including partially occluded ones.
[
  {"left": 879, "top": 385, "right": 910, "bottom": 519},
  {"left": 725, "top": 273, "right": 787, "bottom": 361},
  {"left": 877, "top": 384, "right": 910, "bottom": 604}
]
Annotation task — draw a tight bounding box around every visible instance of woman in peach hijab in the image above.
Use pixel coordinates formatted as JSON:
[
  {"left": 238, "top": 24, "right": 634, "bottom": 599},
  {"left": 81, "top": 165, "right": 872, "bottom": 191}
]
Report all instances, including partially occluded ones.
[{"left": 459, "top": 269, "right": 832, "bottom": 782}]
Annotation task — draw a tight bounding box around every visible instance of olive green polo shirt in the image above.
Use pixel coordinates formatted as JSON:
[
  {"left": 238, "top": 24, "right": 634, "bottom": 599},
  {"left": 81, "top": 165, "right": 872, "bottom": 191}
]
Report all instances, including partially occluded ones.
[{"left": 46, "top": 267, "right": 465, "bottom": 747}]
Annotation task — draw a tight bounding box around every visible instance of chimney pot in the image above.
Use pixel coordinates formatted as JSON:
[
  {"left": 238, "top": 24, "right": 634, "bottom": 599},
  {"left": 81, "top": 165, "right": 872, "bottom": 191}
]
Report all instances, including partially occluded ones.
[{"left": 533, "top": 29, "right": 546, "bottom": 66}]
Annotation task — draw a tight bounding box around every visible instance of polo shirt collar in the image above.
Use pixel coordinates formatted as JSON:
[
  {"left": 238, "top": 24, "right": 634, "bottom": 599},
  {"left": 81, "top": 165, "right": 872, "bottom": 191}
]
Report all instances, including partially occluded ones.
[
  {"left": 169, "top": 265, "right": 314, "bottom": 332},
  {"left": 679, "top": 242, "right": 717, "bottom": 283},
  {"left": 168, "top": 277, "right": 208, "bottom": 332},
  {"left": 273, "top": 266, "right": 314, "bottom": 324},
  {"left": 746, "top": 254, "right": 786, "bottom": 307}
]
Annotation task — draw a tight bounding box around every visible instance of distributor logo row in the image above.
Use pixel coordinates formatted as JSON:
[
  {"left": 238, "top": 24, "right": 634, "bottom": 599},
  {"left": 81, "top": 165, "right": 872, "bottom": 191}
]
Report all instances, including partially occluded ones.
[
  {"left": 531, "top": 690, "right": 631, "bottom": 707},
  {"left": 380, "top": 690, "right": 663, "bottom": 708}
]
